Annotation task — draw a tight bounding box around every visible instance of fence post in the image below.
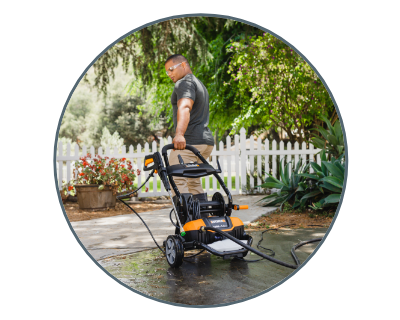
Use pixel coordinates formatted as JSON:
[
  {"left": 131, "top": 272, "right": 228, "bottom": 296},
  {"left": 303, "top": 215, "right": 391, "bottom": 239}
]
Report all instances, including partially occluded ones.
[
  {"left": 219, "top": 140, "right": 225, "bottom": 192},
  {"left": 301, "top": 142, "right": 307, "bottom": 169},
  {"left": 257, "top": 137, "right": 262, "bottom": 192},
  {"left": 249, "top": 134, "right": 254, "bottom": 191},
  {"left": 264, "top": 138, "right": 270, "bottom": 181},
  {"left": 272, "top": 140, "right": 277, "bottom": 178},
  {"left": 58, "top": 140, "right": 63, "bottom": 189},
  {"left": 226, "top": 135, "right": 232, "bottom": 192},
  {"left": 66, "top": 143, "right": 71, "bottom": 185},
  {"left": 234, "top": 134, "right": 240, "bottom": 193},
  {"left": 128, "top": 145, "right": 134, "bottom": 177},
  {"left": 74, "top": 144, "right": 79, "bottom": 180},
  {"left": 310, "top": 144, "right": 314, "bottom": 173},
  {"left": 137, "top": 144, "right": 142, "bottom": 196},
  {"left": 240, "top": 127, "right": 247, "bottom": 194},
  {"left": 279, "top": 141, "right": 285, "bottom": 171},
  {"left": 294, "top": 142, "right": 299, "bottom": 169},
  {"left": 287, "top": 141, "right": 292, "bottom": 173},
  {"left": 144, "top": 142, "right": 150, "bottom": 193}
]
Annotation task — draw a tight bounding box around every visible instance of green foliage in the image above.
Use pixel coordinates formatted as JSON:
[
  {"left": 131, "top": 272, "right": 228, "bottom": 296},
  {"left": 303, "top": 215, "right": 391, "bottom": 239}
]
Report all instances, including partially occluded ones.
[
  {"left": 59, "top": 65, "right": 165, "bottom": 149},
  {"left": 310, "top": 114, "right": 344, "bottom": 158},
  {"left": 59, "top": 86, "right": 99, "bottom": 146},
  {"left": 297, "top": 150, "right": 345, "bottom": 210},
  {"left": 257, "top": 158, "right": 313, "bottom": 211},
  {"left": 147, "top": 18, "right": 261, "bottom": 135},
  {"left": 226, "top": 33, "right": 334, "bottom": 143},
  {"left": 89, "top": 17, "right": 212, "bottom": 94}
]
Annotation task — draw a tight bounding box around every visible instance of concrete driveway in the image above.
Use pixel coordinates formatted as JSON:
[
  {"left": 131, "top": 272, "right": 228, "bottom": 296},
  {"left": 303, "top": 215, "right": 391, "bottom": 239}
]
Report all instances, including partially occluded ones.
[{"left": 71, "top": 195, "right": 276, "bottom": 260}]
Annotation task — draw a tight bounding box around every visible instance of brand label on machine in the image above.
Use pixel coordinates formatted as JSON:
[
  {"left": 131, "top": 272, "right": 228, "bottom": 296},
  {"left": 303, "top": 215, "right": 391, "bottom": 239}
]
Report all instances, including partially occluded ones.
[
  {"left": 185, "top": 163, "right": 199, "bottom": 167},
  {"left": 209, "top": 218, "right": 228, "bottom": 228}
]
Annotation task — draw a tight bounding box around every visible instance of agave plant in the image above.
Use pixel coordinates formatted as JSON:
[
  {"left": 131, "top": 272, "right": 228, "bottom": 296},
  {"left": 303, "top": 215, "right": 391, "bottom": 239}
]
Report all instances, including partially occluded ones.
[
  {"left": 311, "top": 115, "right": 344, "bottom": 158},
  {"left": 297, "top": 150, "right": 345, "bottom": 210},
  {"left": 257, "top": 158, "right": 312, "bottom": 211}
]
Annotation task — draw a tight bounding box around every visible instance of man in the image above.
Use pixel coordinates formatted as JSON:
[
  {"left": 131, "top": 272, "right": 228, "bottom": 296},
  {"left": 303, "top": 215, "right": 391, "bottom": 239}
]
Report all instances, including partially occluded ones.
[{"left": 164, "top": 54, "right": 214, "bottom": 204}]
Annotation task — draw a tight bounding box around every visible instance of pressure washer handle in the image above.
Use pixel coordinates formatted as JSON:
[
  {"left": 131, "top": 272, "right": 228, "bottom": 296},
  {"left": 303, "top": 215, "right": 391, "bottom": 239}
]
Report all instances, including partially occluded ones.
[
  {"left": 142, "top": 152, "right": 171, "bottom": 191},
  {"left": 161, "top": 144, "right": 200, "bottom": 156},
  {"left": 159, "top": 168, "right": 171, "bottom": 191},
  {"left": 143, "top": 154, "right": 158, "bottom": 172}
]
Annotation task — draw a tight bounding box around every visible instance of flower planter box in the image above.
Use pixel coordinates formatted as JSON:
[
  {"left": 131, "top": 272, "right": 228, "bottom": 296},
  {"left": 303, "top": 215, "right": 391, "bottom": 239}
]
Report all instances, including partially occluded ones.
[{"left": 75, "top": 184, "right": 116, "bottom": 210}]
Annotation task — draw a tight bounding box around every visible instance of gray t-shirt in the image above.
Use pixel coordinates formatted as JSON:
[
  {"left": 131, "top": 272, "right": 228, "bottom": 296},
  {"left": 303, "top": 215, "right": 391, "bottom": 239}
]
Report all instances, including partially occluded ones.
[{"left": 171, "top": 74, "right": 214, "bottom": 146}]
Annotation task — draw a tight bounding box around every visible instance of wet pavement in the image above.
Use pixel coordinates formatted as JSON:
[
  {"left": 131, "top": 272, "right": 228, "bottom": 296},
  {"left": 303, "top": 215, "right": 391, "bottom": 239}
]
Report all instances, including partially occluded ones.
[
  {"left": 99, "top": 228, "right": 327, "bottom": 306},
  {"left": 71, "top": 195, "right": 276, "bottom": 260}
]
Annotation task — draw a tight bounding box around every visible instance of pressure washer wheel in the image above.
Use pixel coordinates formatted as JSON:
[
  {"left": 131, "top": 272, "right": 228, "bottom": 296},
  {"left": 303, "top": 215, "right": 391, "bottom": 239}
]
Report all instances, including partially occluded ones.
[{"left": 165, "top": 235, "right": 184, "bottom": 268}]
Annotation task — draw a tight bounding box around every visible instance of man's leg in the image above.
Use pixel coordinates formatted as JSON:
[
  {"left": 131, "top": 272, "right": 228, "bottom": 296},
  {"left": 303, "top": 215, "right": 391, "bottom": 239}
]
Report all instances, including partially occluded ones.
[
  {"left": 186, "top": 145, "right": 214, "bottom": 195},
  {"left": 168, "top": 148, "right": 199, "bottom": 197},
  {"left": 168, "top": 145, "right": 214, "bottom": 196}
]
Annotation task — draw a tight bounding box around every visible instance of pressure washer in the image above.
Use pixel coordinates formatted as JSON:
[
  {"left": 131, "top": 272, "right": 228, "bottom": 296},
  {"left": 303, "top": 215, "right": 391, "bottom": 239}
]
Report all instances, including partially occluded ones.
[{"left": 117, "top": 144, "right": 323, "bottom": 269}]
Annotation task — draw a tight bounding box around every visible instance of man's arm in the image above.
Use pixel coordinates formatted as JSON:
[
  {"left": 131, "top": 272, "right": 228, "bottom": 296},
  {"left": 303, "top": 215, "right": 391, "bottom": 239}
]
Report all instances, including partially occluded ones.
[{"left": 173, "top": 98, "right": 194, "bottom": 150}]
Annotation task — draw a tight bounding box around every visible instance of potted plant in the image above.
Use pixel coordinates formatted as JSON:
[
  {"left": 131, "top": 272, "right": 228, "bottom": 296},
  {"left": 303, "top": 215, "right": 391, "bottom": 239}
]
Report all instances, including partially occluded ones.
[{"left": 62, "top": 153, "right": 139, "bottom": 210}]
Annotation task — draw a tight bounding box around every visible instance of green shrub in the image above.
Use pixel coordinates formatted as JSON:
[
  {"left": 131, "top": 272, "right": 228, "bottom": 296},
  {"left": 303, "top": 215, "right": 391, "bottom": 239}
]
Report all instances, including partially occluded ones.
[
  {"left": 311, "top": 115, "right": 344, "bottom": 158},
  {"left": 298, "top": 150, "right": 345, "bottom": 210},
  {"left": 257, "top": 158, "right": 312, "bottom": 211}
]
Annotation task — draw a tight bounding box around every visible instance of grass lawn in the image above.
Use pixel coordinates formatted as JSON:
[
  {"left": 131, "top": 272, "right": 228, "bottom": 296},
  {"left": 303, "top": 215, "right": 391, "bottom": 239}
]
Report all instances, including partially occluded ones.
[{"left": 134, "top": 176, "right": 238, "bottom": 192}]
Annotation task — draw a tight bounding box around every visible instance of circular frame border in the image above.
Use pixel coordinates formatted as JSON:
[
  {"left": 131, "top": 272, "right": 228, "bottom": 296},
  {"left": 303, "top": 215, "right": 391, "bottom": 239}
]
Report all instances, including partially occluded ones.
[{"left": 53, "top": 13, "right": 348, "bottom": 308}]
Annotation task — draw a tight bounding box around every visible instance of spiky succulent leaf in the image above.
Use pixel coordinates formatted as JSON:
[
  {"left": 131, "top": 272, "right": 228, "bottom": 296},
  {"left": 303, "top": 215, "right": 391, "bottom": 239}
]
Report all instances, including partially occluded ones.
[
  {"left": 320, "top": 176, "right": 343, "bottom": 188},
  {"left": 323, "top": 161, "right": 344, "bottom": 180},
  {"left": 319, "top": 182, "right": 342, "bottom": 193},
  {"left": 300, "top": 189, "right": 322, "bottom": 201},
  {"left": 334, "top": 121, "right": 342, "bottom": 139},
  {"left": 310, "top": 162, "right": 322, "bottom": 172},
  {"left": 321, "top": 193, "right": 341, "bottom": 205}
]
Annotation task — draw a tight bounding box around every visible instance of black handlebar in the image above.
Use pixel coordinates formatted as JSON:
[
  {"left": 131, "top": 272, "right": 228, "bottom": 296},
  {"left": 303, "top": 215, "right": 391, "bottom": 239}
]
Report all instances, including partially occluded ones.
[{"left": 161, "top": 144, "right": 200, "bottom": 156}]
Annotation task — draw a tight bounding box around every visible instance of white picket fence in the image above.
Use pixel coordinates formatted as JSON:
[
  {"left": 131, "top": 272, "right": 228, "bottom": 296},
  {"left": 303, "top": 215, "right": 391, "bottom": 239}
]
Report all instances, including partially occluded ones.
[{"left": 56, "top": 128, "right": 321, "bottom": 197}]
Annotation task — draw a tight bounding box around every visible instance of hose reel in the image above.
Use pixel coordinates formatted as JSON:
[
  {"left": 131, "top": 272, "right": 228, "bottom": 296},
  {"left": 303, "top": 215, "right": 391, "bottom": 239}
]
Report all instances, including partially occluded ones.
[{"left": 212, "top": 192, "right": 226, "bottom": 217}]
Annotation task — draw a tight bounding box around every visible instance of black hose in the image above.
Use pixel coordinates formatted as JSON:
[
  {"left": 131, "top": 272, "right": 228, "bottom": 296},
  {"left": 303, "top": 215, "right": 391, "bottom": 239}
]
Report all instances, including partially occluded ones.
[
  {"left": 203, "top": 226, "right": 322, "bottom": 269},
  {"left": 184, "top": 249, "right": 206, "bottom": 260},
  {"left": 116, "top": 167, "right": 323, "bottom": 267},
  {"left": 169, "top": 209, "right": 179, "bottom": 228},
  {"left": 291, "top": 238, "right": 322, "bottom": 265},
  {"left": 118, "top": 198, "right": 165, "bottom": 255},
  {"left": 117, "top": 169, "right": 166, "bottom": 255}
]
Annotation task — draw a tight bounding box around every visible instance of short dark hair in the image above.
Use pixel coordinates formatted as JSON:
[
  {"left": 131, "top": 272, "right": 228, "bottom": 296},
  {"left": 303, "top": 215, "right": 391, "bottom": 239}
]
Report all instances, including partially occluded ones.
[{"left": 165, "top": 54, "right": 189, "bottom": 66}]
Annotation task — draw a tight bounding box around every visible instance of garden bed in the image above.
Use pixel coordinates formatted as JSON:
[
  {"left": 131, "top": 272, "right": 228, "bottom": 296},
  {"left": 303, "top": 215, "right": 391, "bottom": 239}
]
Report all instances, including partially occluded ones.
[
  {"left": 245, "top": 209, "right": 334, "bottom": 231},
  {"left": 63, "top": 200, "right": 171, "bottom": 222}
]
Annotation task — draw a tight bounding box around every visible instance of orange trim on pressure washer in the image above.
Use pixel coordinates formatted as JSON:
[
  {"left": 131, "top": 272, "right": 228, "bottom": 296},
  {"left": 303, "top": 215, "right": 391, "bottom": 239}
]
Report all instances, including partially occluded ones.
[
  {"left": 183, "top": 219, "right": 206, "bottom": 231},
  {"left": 145, "top": 158, "right": 154, "bottom": 166},
  {"left": 234, "top": 205, "right": 248, "bottom": 210},
  {"left": 230, "top": 216, "right": 244, "bottom": 226}
]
